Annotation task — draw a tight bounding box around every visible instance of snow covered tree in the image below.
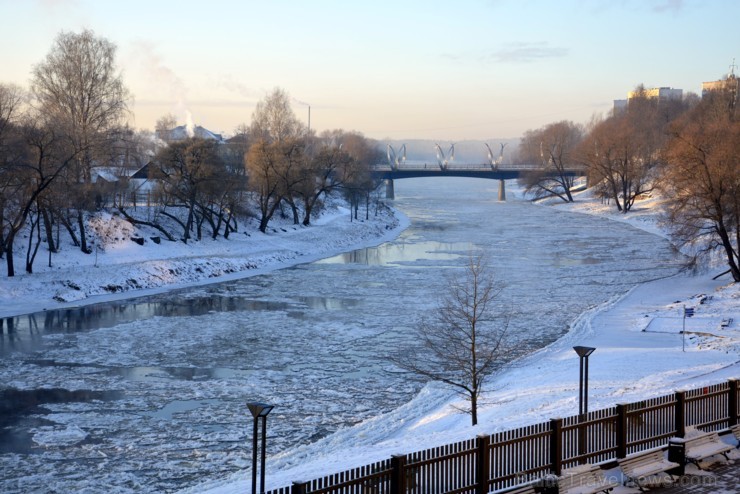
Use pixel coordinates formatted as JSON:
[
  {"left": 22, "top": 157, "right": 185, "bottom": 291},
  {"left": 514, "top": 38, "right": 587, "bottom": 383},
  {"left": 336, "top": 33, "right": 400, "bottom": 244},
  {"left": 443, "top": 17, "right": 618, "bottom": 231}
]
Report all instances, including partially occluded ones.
[{"left": 390, "top": 255, "right": 515, "bottom": 426}]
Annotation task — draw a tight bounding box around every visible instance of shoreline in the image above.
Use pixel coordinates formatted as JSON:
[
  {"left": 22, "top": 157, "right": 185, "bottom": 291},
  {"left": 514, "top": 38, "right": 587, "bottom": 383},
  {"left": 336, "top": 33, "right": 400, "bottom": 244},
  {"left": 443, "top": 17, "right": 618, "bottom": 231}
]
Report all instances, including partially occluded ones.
[{"left": 0, "top": 206, "right": 410, "bottom": 319}]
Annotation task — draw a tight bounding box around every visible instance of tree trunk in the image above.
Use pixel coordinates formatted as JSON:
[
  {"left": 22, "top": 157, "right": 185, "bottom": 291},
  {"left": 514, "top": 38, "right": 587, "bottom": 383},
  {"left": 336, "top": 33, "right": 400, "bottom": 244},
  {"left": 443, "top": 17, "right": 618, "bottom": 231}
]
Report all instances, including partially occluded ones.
[
  {"left": 184, "top": 198, "right": 196, "bottom": 243},
  {"left": 77, "top": 210, "right": 90, "bottom": 253},
  {"left": 5, "top": 232, "right": 15, "bottom": 277},
  {"left": 259, "top": 215, "right": 269, "bottom": 233},
  {"left": 717, "top": 222, "right": 740, "bottom": 282},
  {"left": 26, "top": 211, "right": 42, "bottom": 274},
  {"left": 41, "top": 207, "right": 57, "bottom": 252},
  {"left": 59, "top": 212, "right": 80, "bottom": 247},
  {"left": 470, "top": 390, "right": 478, "bottom": 426}
]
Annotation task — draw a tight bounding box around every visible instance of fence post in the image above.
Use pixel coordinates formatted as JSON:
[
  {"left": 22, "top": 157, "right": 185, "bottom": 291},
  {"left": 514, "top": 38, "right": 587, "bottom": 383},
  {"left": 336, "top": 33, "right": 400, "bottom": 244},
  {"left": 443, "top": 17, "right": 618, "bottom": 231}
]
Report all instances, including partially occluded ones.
[
  {"left": 616, "top": 404, "right": 628, "bottom": 458},
  {"left": 675, "top": 390, "right": 686, "bottom": 437},
  {"left": 476, "top": 434, "right": 490, "bottom": 494},
  {"left": 390, "top": 454, "right": 407, "bottom": 494},
  {"left": 729, "top": 378, "right": 738, "bottom": 427},
  {"left": 549, "top": 418, "right": 562, "bottom": 476},
  {"left": 291, "top": 481, "right": 309, "bottom": 494}
]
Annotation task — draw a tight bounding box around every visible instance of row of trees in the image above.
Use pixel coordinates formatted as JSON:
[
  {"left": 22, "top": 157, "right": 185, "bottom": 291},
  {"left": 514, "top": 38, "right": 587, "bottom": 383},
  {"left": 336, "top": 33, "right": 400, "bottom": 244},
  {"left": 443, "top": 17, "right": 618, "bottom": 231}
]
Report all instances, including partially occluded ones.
[
  {"left": 519, "top": 82, "right": 739, "bottom": 281},
  {"left": 0, "top": 30, "right": 128, "bottom": 276},
  {"left": 243, "top": 88, "right": 382, "bottom": 232},
  {"left": 0, "top": 30, "right": 382, "bottom": 278}
]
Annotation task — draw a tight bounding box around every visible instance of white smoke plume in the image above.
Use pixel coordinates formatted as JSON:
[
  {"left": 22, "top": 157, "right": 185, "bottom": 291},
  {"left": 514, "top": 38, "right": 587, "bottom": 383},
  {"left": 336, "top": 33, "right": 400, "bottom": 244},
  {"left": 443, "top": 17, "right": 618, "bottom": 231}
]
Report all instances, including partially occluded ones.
[
  {"left": 129, "top": 40, "right": 194, "bottom": 131},
  {"left": 185, "top": 110, "right": 195, "bottom": 137}
]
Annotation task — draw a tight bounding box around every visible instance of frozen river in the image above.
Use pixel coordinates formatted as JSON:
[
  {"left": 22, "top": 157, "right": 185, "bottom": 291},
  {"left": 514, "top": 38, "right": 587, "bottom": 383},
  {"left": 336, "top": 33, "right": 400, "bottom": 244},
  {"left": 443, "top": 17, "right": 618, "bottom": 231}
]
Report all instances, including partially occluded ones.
[{"left": 0, "top": 178, "right": 684, "bottom": 493}]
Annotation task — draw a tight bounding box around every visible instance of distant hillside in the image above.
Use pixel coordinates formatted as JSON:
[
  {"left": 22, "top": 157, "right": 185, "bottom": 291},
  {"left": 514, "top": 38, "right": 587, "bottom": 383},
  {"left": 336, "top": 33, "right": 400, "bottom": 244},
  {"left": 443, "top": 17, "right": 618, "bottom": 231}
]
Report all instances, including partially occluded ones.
[{"left": 378, "top": 138, "right": 520, "bottom": 165}]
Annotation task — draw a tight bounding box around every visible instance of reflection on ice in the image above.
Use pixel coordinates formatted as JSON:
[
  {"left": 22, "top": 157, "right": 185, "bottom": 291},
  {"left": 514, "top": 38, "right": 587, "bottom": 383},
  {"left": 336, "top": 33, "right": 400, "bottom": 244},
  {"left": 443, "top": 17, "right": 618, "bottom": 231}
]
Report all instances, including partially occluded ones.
[{"left": 317, "top": 238, "right": 471, "bottom": 266}]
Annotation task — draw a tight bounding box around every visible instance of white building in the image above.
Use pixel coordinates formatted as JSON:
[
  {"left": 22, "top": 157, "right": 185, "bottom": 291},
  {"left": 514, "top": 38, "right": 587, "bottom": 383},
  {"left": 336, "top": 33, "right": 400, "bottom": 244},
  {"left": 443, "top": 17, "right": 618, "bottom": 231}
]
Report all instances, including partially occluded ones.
[{"left": 614, "top": 86, "right": 683, "bottom": 112}]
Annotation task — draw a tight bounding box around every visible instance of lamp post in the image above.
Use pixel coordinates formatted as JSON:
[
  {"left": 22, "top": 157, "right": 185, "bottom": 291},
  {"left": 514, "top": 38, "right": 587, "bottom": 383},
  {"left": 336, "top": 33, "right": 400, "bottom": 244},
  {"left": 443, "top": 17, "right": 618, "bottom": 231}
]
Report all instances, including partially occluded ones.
[
  {"left": 573, "top": 346, "right": 596, "bottom": 416},
  {"left": 247, "top": 402, "right": 274, "bottom": 494},
  {"left": 573, "top": 346, "right": 595, "bottom": 464}
]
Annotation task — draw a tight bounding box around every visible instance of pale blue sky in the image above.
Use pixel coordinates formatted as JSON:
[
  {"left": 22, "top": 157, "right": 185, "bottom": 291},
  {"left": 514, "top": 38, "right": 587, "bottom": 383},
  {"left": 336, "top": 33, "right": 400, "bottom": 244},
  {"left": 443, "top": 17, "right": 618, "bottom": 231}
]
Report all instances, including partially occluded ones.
[{"left": 1, "top": 0, "right": 737, "bottom": 139}]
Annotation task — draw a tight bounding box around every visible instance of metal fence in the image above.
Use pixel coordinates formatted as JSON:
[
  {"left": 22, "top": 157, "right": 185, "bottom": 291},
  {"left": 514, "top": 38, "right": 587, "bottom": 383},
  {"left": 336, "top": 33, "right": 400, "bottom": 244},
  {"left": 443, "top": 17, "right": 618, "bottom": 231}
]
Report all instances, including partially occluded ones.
[{"left": 271, "top": 378, "right": 739, "bottom": 494}]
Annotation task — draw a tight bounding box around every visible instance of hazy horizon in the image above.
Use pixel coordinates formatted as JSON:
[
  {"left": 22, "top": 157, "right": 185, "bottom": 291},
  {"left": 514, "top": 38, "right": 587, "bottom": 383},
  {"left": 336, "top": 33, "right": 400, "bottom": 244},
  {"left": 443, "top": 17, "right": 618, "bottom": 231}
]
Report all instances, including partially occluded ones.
[{"left": 1, "top": 0, "right": 737, "bottom": 141}]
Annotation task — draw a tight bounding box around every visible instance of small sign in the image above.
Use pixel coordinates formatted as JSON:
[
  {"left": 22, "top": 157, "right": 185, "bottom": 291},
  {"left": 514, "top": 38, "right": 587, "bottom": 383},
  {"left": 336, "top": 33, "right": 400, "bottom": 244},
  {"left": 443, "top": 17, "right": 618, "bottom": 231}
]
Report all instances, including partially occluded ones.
[{"left": 684, "top": 307, "right": 695, "bottom": 318}]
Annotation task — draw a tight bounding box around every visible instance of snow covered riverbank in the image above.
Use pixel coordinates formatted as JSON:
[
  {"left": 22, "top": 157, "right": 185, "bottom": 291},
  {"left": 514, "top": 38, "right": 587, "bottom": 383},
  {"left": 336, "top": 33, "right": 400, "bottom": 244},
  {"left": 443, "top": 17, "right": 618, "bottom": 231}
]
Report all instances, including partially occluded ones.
[{"left": 0, "top": 204, "right": 407, "bottom": 318}]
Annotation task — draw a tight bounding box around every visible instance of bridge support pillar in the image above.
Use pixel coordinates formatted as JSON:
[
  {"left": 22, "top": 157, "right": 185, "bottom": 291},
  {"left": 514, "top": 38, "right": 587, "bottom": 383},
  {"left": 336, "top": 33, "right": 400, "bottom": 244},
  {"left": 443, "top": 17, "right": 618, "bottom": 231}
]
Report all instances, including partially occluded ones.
[
  {"left": 385, "top": 179, "right": 395, "bottom": 200},
  {"left": 498, "top": 179, "right": 506, "bottom": 201}
]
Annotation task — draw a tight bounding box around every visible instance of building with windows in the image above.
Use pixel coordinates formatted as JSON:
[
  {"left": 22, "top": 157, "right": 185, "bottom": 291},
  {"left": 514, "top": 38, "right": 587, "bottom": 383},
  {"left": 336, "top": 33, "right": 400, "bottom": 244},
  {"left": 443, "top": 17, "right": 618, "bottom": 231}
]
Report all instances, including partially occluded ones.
[
  {"left": 614, "top": 87, "right": 683, "bottom": 113},
  {"left": 614, "top": 86, "right": 683, "bottom": 112},
  {"left": 701, "top": 61, "right": 738, "bottom": 98}
]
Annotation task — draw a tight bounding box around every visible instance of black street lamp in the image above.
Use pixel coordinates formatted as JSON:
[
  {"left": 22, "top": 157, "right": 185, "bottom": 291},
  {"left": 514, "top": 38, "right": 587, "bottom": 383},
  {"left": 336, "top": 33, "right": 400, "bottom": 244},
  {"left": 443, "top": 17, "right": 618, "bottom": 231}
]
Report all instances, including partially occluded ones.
[
  {"left": 247, "top": 402, "right": 274, "bottom": 494},
  {"left": 573, "top": 346, "right": 596, "bottom": 416}
]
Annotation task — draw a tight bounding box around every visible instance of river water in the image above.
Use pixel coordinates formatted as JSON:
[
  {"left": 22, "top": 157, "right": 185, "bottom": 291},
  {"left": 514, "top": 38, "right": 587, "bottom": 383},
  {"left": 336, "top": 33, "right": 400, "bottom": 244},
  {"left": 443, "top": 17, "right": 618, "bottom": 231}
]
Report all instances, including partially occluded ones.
[{"left": 0, "top": 178, "right": 684, "bottom": 493}]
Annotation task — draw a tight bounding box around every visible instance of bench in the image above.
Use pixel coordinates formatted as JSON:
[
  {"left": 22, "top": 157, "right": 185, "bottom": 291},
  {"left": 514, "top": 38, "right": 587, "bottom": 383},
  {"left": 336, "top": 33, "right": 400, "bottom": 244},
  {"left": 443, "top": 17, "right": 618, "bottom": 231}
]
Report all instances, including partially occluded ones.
[
  {"left": 557, "top": 464, "right": 619, "bottom": 494},
  {"left": 681, "top": 430, "right": 733, "bottom": 468},
  {"left": 500, "top": 483, "right": 537, "bottom": 494},
  {"left": 617, "top": 448, "right": 680, "bottom": 491},
  {"left": 731, "top": 424, "right": 740, "bottom": 449}
]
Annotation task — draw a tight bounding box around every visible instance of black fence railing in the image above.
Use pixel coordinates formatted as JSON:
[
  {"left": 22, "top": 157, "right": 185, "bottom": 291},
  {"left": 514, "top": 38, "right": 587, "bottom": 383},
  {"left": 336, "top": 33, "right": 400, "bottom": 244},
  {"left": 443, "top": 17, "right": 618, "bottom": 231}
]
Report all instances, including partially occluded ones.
[{"left": 271, "top": 378, "right": 739, "bottom": 494}]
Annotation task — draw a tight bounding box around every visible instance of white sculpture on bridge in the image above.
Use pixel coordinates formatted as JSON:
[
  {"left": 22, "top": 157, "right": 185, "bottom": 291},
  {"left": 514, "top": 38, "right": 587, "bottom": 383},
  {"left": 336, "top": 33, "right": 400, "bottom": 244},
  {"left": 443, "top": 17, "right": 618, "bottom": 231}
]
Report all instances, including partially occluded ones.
[
  {"left": 386, "top": 144, "right": 406, "bottom": 171},
  {"left": 485, "top": 143, "right": 507, "bottom": 170},
  {"left": 435, "top": 143, "right": 455, "bottom": 170}
]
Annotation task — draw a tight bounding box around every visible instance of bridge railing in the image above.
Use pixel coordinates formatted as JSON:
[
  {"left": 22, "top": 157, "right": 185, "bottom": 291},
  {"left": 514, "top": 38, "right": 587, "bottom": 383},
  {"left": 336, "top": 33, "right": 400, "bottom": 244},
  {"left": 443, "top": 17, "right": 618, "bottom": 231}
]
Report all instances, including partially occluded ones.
[{"left": 372, "top": 163, "right": 585, "bottom": 172}]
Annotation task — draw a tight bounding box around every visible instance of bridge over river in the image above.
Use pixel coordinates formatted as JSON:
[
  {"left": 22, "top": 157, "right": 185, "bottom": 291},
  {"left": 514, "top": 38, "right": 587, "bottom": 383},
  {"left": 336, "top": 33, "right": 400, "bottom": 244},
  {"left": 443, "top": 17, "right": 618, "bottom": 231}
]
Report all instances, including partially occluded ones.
[{"left": 371, "top": 163, "right": 585, "bottom": 200}]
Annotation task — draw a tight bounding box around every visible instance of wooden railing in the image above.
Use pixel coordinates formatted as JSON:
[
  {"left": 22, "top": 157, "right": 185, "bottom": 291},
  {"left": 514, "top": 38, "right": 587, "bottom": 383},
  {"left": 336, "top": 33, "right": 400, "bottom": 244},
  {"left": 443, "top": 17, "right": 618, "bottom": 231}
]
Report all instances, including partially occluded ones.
[{"left": 270, "top": 378, "right": 739, "bottom": 494}]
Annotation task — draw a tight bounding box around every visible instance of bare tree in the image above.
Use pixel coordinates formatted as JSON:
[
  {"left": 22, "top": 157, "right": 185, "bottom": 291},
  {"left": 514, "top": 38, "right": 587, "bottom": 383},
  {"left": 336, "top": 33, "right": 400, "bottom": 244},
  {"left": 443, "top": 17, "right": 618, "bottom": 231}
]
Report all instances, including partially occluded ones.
[
  {"left": 245, "top": 139, "right": 284, "bottom": 233},
  {"left": 519, "top": 120, "right": 583, "bottom": 202},
  {"left": 155, "top": 113, "right": 178, "bottom": 143},
  {"left": 153, "top": 137, "right": 234, "bottom": 242},
  {"left": 298, "top": 142, "right": 352, "bottom": 225},
  {"left": 0, "top": 83, "right": 24, "bottom": 151},
  {"left": 31, "top": 29, "right": 129, "bottom": 253},
  {"left": 246, "top": 88, "right": 308, "bottom": 230},
  {"left": 338, "top": 132, "right": 383, "bottom": 221},
  {"left": 577, "top": 88, "right": 666, "bottom": 213},
  {"left": 390, "top": 255, "right": 515, "bottom": 426},
  {"left": 249, "top": 87, "right": 303, "bottom": 143},
  {"left": 2, "top": 119, "right": 80, "bottom": 276},
  {"left": 0, "top": 83, "right": 26, "bottom": 260},
  {"left": 661, "top": 76, "right": 740, "bottom": 281}
]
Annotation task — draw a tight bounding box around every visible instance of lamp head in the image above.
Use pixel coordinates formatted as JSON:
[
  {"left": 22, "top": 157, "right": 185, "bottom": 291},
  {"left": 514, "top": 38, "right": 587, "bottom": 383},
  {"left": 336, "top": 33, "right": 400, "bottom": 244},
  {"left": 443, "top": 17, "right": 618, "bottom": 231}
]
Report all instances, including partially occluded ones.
[
  {"left": 247, "top": 402, "right": 274, "bottom": 418},
  {"left": 573, "top": 346, "right": 596, "bottom": 358}
]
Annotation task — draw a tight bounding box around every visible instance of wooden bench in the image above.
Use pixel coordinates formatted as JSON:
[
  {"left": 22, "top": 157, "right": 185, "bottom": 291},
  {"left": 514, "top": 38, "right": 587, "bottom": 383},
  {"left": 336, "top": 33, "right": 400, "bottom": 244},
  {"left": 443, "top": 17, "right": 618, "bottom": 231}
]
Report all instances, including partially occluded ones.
[
  {"left": 731, "top": 424, "right": 740, "bottom": 449},
  {"left": 681, "top": 430, "right": 733, "bottom": 468},
  {"left": 499, "top": 483, "right": 537, "bottom": 494},
  {"left": 557, "top": 464, "right": 619, "bottom": 494},
  {"left": 617, "top": 448, "right": 680, "bottom": 491}
]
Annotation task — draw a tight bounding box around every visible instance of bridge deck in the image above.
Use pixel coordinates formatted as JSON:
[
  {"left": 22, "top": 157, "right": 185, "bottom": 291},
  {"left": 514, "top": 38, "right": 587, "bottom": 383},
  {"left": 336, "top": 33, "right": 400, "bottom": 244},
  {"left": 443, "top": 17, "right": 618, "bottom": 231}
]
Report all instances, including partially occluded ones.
[{"left": 371, "top": 163, "right": 583, "bottom": 180}]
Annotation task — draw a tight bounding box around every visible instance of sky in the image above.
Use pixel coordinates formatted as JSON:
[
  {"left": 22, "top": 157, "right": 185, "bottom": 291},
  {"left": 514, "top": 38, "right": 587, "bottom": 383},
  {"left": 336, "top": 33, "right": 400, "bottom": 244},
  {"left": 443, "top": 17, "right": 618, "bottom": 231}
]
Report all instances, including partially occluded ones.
[{"left": 1, "top": 0, "right": 738, "bottom": 140}]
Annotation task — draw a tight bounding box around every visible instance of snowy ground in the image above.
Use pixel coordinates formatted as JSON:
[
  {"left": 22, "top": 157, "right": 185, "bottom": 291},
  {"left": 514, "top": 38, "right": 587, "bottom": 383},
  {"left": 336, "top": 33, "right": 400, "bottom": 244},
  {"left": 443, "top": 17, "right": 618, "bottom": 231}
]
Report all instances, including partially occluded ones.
[{"left": 1, "top": 187, "right": 737, "bottom": 494}]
